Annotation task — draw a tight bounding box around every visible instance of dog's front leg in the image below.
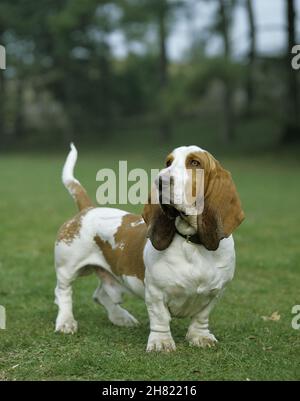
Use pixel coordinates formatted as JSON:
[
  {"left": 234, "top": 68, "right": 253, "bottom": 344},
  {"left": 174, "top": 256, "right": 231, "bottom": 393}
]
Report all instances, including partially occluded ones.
[
  {"left": 186, "top": 298, "right": 219, "bottom": 348},
  {"left": 145, "top": 285, "right": 175, "bottom": 352}
]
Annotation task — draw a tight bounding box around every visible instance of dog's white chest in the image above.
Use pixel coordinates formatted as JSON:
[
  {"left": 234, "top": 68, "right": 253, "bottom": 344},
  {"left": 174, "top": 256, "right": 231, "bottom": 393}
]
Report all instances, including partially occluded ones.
[{"left": 144, "top": 235, "right": 235, "bottom": 318}]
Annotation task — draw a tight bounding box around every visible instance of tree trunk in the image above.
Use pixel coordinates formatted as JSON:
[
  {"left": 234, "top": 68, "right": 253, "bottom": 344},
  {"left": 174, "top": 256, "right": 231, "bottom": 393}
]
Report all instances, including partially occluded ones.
[
  {"left": 158, "top": 2, "right": 171, "bottom": 142},
  {"left": 282, "top": 0, "right": 300, "bottom": 144},
  {"left": 218, "top": 0, "right": 235, "bottom": 143},
  {"left": 245, "top": 0, "right": 256, "bottom": 115}
]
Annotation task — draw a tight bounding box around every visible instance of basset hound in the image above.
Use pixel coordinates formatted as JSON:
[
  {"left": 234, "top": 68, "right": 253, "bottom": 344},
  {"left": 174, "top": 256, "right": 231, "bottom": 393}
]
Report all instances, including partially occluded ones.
[{"left": 54, "top": 144, "right": 244, "bottom": 352}]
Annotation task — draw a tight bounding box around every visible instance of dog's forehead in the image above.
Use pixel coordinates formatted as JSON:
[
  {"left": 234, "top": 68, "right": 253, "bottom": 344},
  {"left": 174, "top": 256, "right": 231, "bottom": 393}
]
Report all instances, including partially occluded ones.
[{"left": 171, "top": 145, "right": 206, "bottom": 161}]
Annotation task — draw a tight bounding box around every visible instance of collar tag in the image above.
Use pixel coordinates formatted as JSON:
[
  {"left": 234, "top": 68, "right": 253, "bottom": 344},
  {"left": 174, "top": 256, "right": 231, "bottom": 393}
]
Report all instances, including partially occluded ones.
[
  {"left": 186, "top": 235, "right": 192, "bottom": 244},
  {"left": 176, "top": 228, "right": 201, "bottom": 246}
]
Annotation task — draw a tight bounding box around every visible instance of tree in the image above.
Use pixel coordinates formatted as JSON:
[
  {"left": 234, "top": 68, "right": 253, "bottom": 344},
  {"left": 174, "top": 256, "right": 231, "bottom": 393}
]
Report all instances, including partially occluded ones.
[
  {"left": 282, "top": 0, "right": 300, "bottom": 144},
  {"left": 42, "top": 0, "right": 116, "bottom": 138},
  {"left": 0, "top": 0, "right": 63, "bottom": 146},
  {"left": 0, "top": 0, "right": 119, "bottom": 146},
  {"left": 245, "top": 0, "right": 256, "bottom": 115},
  {"left": 120, "top": 0, "right": 185, "bottom": 142},
  {"left": 217, "top": 0, "right": 236, "bottom": 143},
  {"left": 157, "top": 0, "right": 171, "bottom": 142}
]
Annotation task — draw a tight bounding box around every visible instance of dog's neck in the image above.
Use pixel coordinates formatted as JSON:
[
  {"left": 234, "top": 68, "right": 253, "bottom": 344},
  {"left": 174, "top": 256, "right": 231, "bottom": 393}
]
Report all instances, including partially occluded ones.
[{"left": 175, "top": 215, "right": 197, "bottom": 236}]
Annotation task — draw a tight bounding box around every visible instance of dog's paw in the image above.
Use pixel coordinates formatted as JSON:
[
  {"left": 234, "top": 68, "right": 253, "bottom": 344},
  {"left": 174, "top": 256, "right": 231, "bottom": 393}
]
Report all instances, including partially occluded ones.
[
  {"left": 146, "top": 331, "right": 176, "bottom": 352},
  {"left": 186, "top": 332, "right": 218, "bottom": 348},
  {"left": 109, "top": 307, "right": 139, "bottom": 327},
  {"left": 55, "top": 317, "right": 78, "bottom": 334}
]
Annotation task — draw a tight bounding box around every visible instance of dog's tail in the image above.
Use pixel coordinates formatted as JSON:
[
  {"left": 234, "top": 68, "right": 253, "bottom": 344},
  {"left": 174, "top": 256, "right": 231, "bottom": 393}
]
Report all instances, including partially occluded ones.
[{"left": 62, "top": 143, "right": 93, "bottom": 211}]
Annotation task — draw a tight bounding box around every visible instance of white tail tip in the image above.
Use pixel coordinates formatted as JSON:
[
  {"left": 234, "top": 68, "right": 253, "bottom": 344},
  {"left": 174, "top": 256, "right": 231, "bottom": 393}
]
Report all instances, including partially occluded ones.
[
  {"left": 62, "top": 143, "right": 79, "bottom": 186},
  {"left": 70, "top": 142, "right": 76, "bottom": 152}
]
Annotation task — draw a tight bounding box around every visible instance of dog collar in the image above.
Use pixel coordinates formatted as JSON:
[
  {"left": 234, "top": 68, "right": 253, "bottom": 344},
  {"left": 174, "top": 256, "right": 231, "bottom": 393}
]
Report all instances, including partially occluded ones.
[{"left": 175, "top": 229, "right": 201, "bottom": 245}]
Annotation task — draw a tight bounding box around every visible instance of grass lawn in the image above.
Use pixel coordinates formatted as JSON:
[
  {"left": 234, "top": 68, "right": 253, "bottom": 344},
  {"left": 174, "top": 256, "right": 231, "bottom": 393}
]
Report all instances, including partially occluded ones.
[{"left": 0, "top": 145, "right": 299, "bottom": 381}]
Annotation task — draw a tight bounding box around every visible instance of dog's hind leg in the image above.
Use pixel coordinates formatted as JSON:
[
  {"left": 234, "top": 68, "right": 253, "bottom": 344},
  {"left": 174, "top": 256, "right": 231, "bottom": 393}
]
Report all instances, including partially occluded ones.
[
  {"left": 55, "top": 266, "right": 78, "bottom": 334},
  {"left": 93, "top": 268, "right": 139, "bottom": 327}
]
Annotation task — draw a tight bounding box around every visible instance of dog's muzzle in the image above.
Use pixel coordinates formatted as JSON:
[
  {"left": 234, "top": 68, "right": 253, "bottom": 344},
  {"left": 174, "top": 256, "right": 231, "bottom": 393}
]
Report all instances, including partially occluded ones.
[{"left": 155, "top": 174, "right": 179, "bottom": 219}]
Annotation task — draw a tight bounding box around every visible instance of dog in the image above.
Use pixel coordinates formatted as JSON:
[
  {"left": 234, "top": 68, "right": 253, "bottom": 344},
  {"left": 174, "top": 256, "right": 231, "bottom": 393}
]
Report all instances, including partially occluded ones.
[{"left": 54, "top": 144, "right": 244, "bottom": 352}]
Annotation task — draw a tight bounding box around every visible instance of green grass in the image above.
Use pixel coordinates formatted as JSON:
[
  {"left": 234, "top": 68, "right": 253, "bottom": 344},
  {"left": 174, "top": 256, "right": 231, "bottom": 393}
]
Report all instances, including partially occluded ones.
[{"left": 0, "top": 146, "right": 300, "bottom": 381}]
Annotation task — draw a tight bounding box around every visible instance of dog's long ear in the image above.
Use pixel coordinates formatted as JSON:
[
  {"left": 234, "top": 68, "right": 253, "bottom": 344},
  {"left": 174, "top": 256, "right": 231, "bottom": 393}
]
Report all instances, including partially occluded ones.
[
  {"left": 142, "top": 189, "right": 176, "bottom": 251},
  {"left": 197, "top": 158, "right": 245, "bottom": 251}
]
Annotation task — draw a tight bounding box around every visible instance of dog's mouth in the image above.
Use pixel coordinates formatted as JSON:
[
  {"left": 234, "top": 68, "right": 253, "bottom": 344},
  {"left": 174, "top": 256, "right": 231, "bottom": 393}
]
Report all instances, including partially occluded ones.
[
  {"left": 157, "top": 180, "right": 181, "bottom": 220},
  {"left": 159, "top": 196, "right": 180, "bottom": 220}
]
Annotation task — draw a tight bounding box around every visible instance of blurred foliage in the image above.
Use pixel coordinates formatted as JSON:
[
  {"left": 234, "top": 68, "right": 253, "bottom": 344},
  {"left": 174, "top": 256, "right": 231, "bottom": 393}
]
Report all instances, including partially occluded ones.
[{"left": 0, "top": 0, "right": 299, "bottom": 150}]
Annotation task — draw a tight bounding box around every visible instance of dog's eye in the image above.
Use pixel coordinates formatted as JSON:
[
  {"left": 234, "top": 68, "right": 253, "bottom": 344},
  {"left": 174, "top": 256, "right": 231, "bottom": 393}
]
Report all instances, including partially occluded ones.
[
  {"left": 191, "top": 160, "right": 200, "bottom": 167},
  {"left": 166, "top": 159, "right": 172, "bottom": 167}
]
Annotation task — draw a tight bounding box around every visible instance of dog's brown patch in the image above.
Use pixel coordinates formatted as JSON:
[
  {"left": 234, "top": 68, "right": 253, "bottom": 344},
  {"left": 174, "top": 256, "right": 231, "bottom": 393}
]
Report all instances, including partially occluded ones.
[
  {"left": 186, "top": 151, "right": 245, "bottom": 251},
  {"left": 57, "top": 207, "right": 92, "bottom": 245},
  {"left": 68, "top": 181, "right": 93, "bottom": 211},
  {"left": 94, "top": 214, "right": 146, "bottom": 281}
]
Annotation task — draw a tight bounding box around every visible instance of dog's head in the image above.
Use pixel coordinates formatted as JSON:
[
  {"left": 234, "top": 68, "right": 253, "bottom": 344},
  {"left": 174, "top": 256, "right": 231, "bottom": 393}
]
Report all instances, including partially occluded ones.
[{"left": 143, "top": 146, "right": 245, "bottom": 251}]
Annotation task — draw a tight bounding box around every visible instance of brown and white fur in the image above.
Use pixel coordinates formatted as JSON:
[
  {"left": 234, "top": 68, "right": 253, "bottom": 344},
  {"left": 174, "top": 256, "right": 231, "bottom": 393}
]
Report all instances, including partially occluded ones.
[{"left": 54, "top": 144, "right": 244, "bottom": 352}]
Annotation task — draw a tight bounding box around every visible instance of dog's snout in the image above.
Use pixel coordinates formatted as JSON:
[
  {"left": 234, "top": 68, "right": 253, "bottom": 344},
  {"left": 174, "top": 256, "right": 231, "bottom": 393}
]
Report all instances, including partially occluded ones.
[
  {"left": 156, "top": 173, "right": 176, "bottom": 206},
  {"left": 156, "top": 173, "right": 174, "bottom": 189}
]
